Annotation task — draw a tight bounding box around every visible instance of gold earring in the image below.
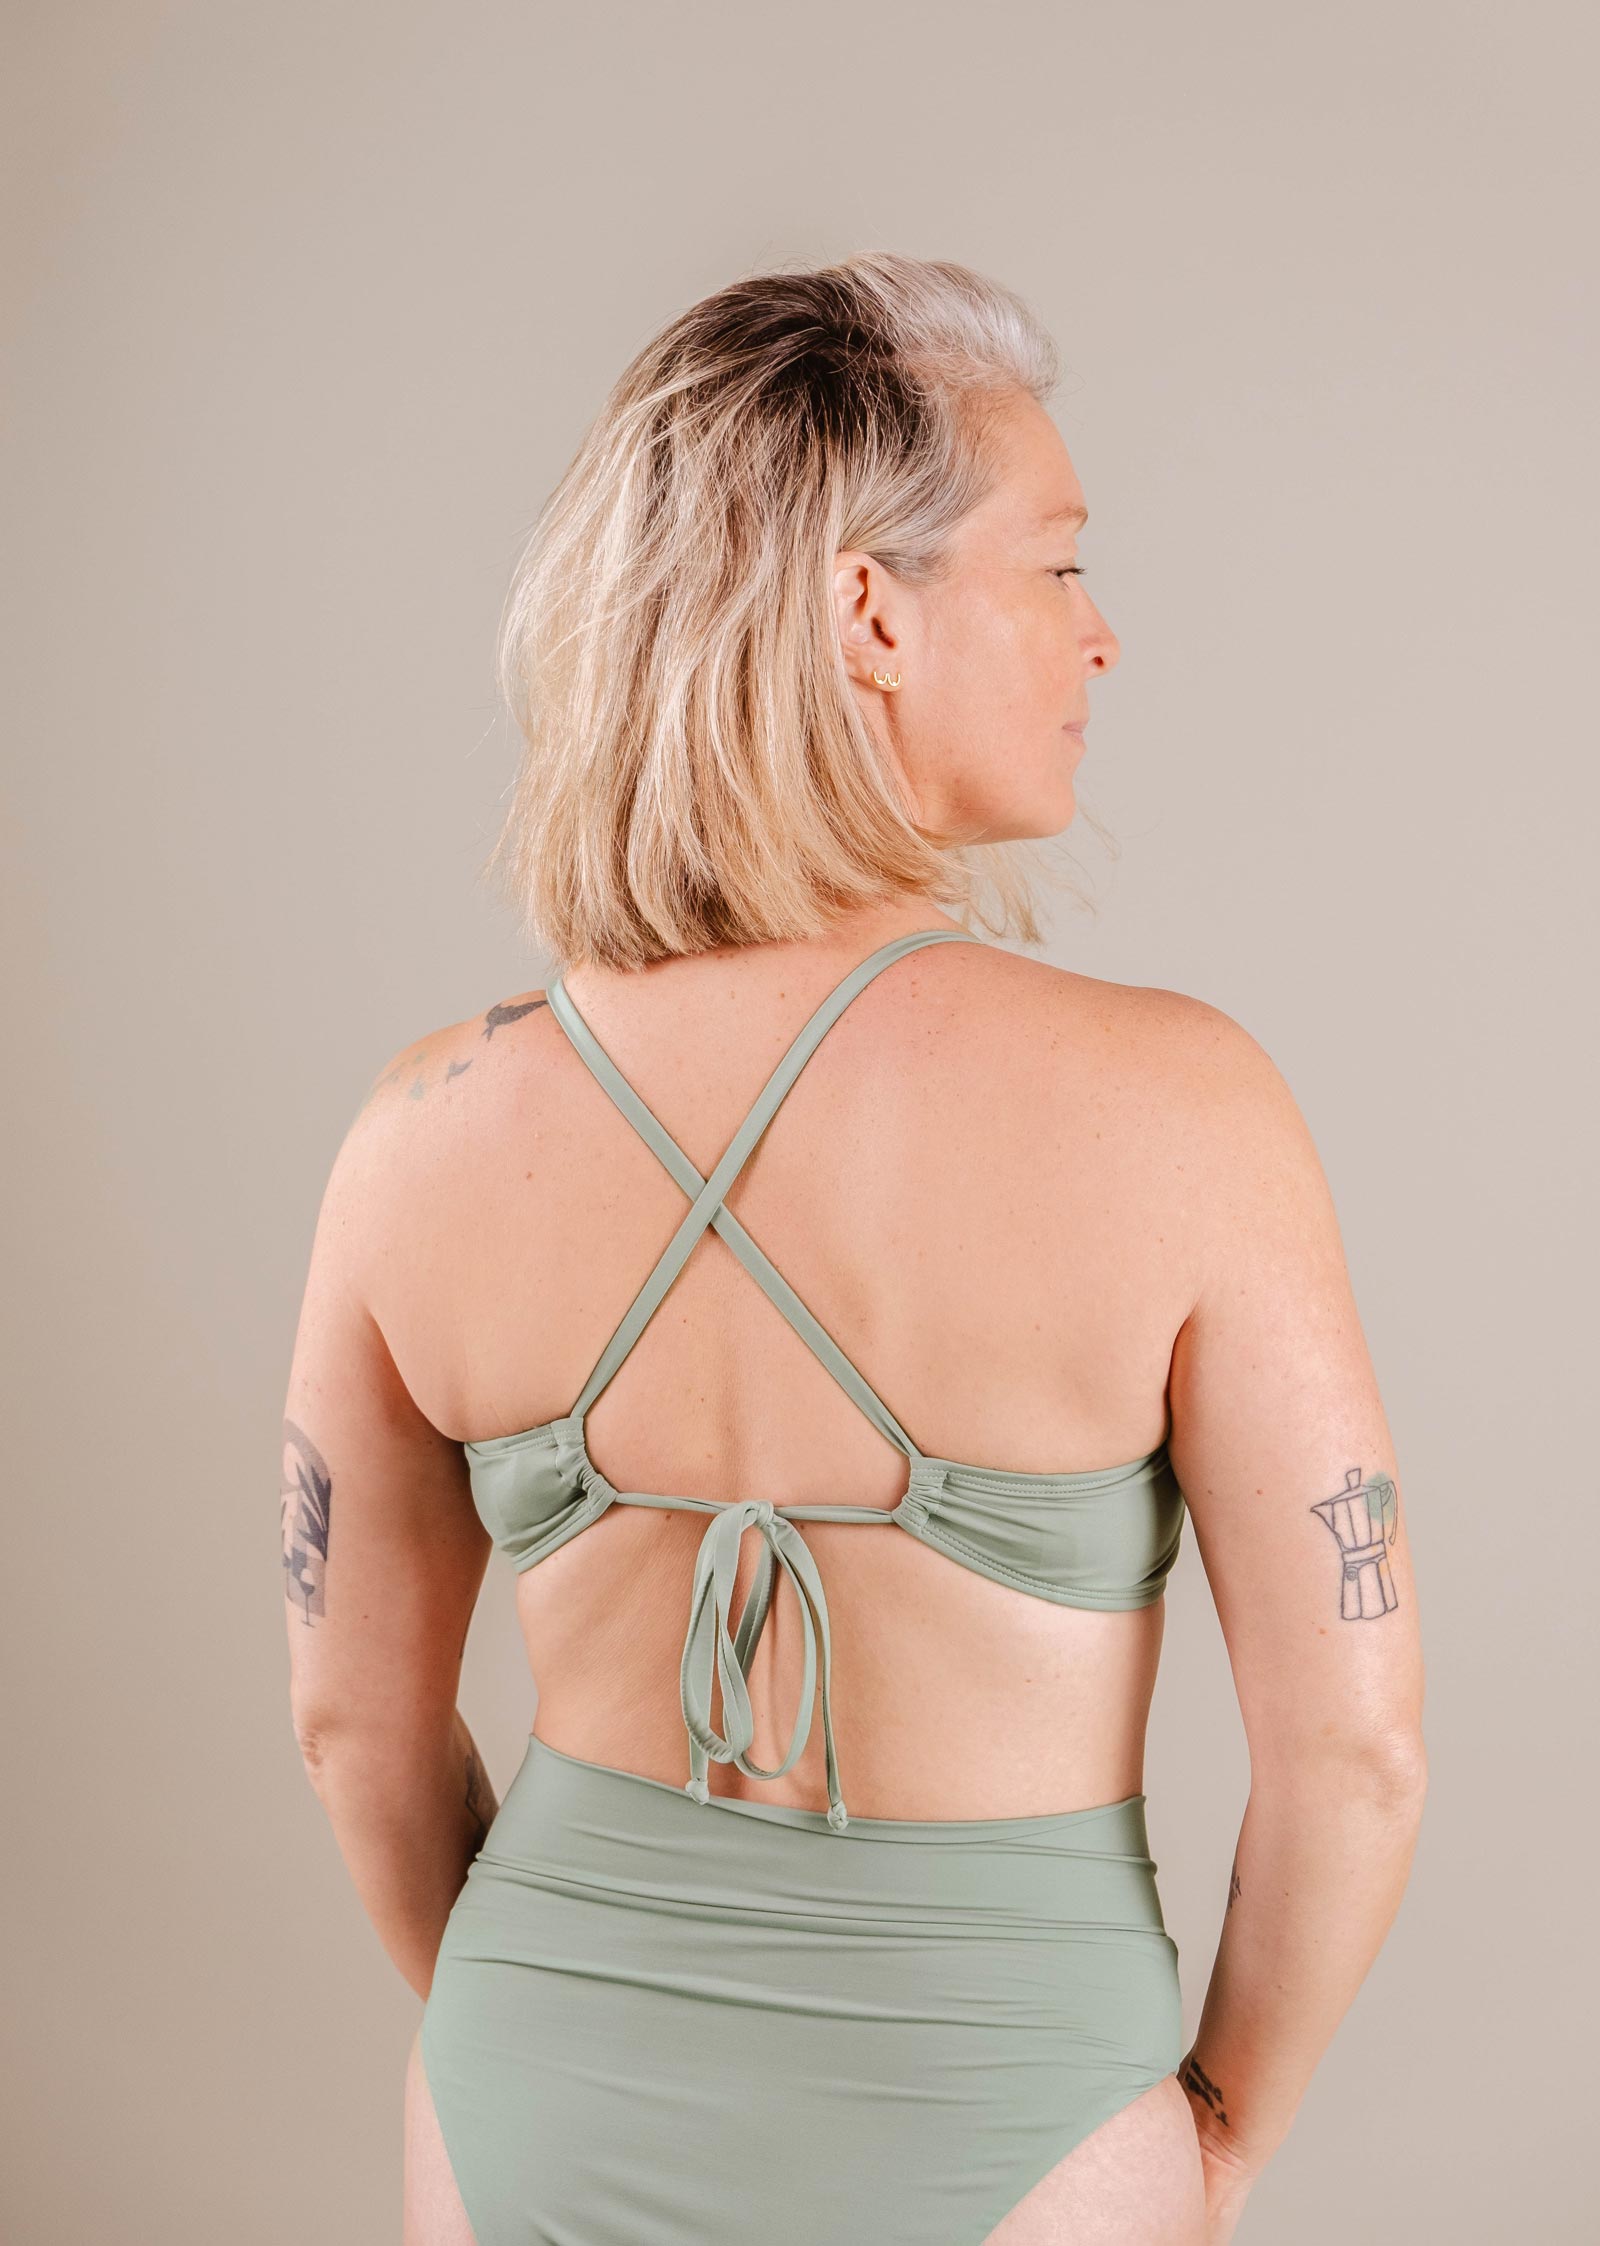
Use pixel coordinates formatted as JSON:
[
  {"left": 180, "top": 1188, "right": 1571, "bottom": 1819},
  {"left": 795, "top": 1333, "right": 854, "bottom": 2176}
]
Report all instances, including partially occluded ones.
[{"left": 871, "top": 668, "right": 901, "bottom": 689}]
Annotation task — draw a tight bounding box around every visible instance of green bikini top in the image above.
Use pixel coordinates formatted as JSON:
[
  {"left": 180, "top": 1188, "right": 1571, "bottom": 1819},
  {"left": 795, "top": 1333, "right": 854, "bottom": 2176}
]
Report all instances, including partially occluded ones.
[{"left": 464, "top": 928, "right": 1186, "bottom": 1834}]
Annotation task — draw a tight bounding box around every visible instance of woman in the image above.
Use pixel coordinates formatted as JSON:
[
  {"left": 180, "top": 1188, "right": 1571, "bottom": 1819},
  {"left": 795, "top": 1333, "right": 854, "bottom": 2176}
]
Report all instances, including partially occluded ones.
[{"left": 283, "top": 252, "right": 1427, "bottom": 2245}]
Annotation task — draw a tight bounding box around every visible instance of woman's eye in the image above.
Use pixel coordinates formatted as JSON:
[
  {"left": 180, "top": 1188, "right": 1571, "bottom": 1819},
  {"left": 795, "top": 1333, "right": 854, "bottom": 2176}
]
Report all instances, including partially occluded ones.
[{"left": 1054, "top": 566, "right": 1087, "bottom": 583}]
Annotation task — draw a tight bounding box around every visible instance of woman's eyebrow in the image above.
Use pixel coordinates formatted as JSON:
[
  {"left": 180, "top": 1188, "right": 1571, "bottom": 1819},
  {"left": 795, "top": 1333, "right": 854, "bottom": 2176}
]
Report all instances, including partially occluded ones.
[{"left": 1038, "top": 502, "right": 1089, "bottom": 530}]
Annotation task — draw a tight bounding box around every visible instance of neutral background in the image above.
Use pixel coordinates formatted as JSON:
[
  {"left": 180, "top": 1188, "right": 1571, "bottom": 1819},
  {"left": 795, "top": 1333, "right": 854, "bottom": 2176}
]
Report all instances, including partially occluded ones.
[{"left": 5, "top": 3, "right": 1594, "bottom": 2240}]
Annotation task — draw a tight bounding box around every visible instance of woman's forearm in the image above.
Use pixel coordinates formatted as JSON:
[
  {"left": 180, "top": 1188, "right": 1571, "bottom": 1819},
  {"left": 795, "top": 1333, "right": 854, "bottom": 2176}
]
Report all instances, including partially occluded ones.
[
  {"left": 1178, "top": 1744, "right": 1427, "bottom": 2182},
  {"left": 299, "top": 1708, "right": 499, "bottom": 2001}
]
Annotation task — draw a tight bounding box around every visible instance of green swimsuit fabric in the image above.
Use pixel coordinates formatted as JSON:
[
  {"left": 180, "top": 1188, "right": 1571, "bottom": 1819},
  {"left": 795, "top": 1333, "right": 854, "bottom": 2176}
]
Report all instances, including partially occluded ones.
[{"left": 420, "top": 1732, "right": 1182, "bottom": 2246}]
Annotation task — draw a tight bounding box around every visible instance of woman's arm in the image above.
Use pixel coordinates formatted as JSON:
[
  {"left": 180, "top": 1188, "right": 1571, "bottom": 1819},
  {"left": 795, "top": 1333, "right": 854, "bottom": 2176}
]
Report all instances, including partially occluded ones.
[
  {"left": 282, "top": 1038, "right": 498, "bottom": 2002},
  {"left": 1161, "top": 1000, "right": 1428, "bottom": 2227}
]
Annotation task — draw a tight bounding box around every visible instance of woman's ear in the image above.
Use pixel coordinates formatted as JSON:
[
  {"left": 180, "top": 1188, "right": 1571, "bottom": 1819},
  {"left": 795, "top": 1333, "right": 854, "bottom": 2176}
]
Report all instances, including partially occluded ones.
[{"left": 832, "top": 551, "right": 903, "bottom": 689}]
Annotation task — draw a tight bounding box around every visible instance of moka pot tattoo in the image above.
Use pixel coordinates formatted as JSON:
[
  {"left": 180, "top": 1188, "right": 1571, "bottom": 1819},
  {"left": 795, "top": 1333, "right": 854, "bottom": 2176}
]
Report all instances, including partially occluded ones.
[{"left": 1311, "top": 1465, "right": 1399, "bottom": 1620}]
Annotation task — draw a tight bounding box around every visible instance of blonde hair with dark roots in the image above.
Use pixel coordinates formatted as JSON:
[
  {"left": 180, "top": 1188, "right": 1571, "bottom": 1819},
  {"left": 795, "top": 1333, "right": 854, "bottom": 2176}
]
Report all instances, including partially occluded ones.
[{"left": 482, "top": 251, "right": 1108, "bottom": 971}]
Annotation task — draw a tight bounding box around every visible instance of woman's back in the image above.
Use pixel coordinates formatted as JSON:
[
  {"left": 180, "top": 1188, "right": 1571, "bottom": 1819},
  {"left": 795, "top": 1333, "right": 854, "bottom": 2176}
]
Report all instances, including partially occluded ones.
[{"left": 358, "top": 917, "right": 1205, "bottom": 1823}]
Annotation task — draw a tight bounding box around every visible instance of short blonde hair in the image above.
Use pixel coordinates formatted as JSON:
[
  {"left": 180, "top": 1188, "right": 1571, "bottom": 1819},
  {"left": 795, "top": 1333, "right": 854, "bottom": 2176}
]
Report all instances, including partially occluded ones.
[{"left": 483, "top": 250, "right": 1097, "bottom": 970}]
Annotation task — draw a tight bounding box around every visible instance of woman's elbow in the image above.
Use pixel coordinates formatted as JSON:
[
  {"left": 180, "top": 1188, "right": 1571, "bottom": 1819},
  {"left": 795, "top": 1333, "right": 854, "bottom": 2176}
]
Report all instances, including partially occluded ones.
[{"left": 1250, "top": 1724, "right": 1429, "bottom": 1811}]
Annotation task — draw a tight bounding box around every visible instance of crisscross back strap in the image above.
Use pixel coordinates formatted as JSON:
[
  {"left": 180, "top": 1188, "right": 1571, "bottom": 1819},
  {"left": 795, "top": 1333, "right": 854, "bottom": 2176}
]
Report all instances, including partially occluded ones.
[{"left": 545, "top": 927, "right": 981, "bottom": 1456}]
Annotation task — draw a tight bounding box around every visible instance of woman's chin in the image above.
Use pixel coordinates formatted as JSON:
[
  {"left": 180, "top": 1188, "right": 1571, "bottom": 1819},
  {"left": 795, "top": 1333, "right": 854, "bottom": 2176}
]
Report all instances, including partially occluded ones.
[
  {"left": 1023, "top": 772, "right": 1079, "bottom": 839},
  {"left": 974, "top": 792, "right": 1076, "bottom": 845}
]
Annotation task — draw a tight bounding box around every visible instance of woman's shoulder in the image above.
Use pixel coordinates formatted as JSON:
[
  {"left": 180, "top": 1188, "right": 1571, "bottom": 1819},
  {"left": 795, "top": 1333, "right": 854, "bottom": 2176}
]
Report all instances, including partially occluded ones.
[
  {"left": 351, "top": 987, "right": 551, "bottom": 1115},
  {"left": 968, "top": 949, "right": 1266, "bottom": 1085},
  {"left": 323, "top": 989, "right": 557, "bottom": 1227},
  {"left": 1068, "top": 970, "right": 1324, "bottom": 1207},
  {"left": 305, "top": 987, "right": 556, "bottom": 1302},
  {"left": 991, "top": 958, "right": 1305, "bottom": 1182}
]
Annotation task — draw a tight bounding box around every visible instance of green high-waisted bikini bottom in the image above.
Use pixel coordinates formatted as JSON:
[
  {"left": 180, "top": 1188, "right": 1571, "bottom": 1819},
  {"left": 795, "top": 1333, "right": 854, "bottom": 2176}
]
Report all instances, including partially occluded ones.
[{"left": 418, "top": 1732, "right": 1184, "bottom": 2245}]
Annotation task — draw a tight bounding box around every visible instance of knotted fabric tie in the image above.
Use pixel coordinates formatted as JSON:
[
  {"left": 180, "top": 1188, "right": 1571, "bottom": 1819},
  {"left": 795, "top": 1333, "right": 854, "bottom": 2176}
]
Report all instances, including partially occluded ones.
[{"left": 678, "top": 1497, "right": 850, "bottom": 1833}]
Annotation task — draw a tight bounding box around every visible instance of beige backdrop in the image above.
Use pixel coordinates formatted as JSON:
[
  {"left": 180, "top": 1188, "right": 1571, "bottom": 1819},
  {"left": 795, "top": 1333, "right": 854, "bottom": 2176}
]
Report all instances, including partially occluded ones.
[{"left": 5, "top": 2, "right": 1595, "bottom": 2239}]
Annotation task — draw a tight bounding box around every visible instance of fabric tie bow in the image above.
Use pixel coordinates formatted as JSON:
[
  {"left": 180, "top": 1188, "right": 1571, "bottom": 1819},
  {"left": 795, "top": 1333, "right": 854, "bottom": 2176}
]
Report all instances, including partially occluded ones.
[{"left": 678, "top": 1496, "right": 850, "bottom": 1833}]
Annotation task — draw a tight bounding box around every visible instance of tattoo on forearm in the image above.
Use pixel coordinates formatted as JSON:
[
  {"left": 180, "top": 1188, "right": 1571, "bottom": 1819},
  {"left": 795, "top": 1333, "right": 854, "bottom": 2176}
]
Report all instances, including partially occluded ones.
[
  {"left": 1180, "top": 2055, "right": 1230, "bottom": 2127},
  {"left": 463, "top": 1741, "right": 498, "bottom": 1847},
  {"left": 281, "top": 1419, "right": 332, "bottom": 1624},
  {"left": 1311, "top": 1465, "right": 1400, "bottom": 1620},
  {"left": 1227, "top": 1860, "right": 1242, "bottom": 1911}
]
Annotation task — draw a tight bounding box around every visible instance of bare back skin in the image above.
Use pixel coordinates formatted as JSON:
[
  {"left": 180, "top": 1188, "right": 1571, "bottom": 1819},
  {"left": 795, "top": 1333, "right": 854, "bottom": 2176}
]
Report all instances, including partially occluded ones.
[{"left": 384, "top": 925, "right": 1211, "bottom": 2241}]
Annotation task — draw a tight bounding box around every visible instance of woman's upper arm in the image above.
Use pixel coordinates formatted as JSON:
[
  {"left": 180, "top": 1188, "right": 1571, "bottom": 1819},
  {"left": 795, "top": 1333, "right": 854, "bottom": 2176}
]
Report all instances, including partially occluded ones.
[
  {"left": 282, "top": 1050, "right": 492, "bottom": 1757},
  {"left": 1164, "top": 1001, "right": 1426, "bottom": 1785}
]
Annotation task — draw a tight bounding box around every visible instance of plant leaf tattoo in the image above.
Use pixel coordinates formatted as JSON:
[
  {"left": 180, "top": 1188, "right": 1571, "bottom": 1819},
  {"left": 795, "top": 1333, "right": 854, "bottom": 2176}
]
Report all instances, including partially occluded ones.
[
  {"left": 282, "top": 1418, "right": 332, "bottom": 1624},
  {"left": 1310, "top": 1465, "right": 1399, "bottom": 1620}
]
